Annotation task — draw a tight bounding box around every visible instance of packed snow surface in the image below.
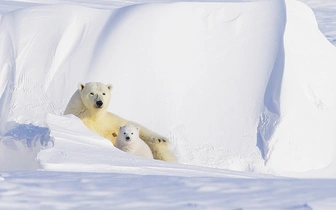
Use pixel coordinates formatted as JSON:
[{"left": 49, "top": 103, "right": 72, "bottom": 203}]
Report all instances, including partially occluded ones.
[
  {"left": 299, "top": 0, "right": 336, "bottom": 45},
  {"left": 0, "top": 0, "right": 336, "bottom": 209}
]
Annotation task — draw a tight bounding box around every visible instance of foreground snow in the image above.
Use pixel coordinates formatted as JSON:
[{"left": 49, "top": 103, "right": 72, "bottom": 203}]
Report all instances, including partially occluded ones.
[
  {"left": 1, "top": 171, "right": 336, "bottom": 209},
  {"left": 1, "top": 0, "right": 336, "bottom": 209}
]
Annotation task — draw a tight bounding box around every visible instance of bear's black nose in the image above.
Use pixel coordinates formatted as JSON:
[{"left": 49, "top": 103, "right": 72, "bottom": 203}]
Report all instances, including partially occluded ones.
[
  {"left": 96, "top": 100, "right": 103, "bottom": 107},
  {"left": 126, "top": 136, "right": 130, "bottom": 140}
]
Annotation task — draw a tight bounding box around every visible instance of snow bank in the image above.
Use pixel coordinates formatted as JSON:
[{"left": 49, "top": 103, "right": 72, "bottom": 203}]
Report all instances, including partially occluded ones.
[
  {"left": 87, "top": 1, "right": 286, "bottom": 173},
  {"left": 40, "top": 114, "right": 267, "bottom": 178},
  {"left": 0, "top": 123, "right": 53, "bottom": 171},
  {"left": 264, "top": 0, "right": 336, "bottom": 175},
  {"left": 0, "top": 0, "right": 335, "bottom": 178}
]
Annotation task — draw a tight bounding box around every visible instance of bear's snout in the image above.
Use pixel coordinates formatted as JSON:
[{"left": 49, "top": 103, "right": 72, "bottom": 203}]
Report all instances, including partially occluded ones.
[
  {"left": 126, "top": 136, "right": 130, "bottom": 141},
  {"left": 96, "top": 100, "right": 103, "bottom": 108}
]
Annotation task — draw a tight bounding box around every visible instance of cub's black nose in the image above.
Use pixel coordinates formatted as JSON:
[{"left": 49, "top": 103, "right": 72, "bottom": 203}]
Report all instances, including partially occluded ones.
[
  {"left": 96, "top": 100, "right": 103, "bottom": 107},
  {"left": 126, "top": 136, "right": 130, "bottom": 140}
]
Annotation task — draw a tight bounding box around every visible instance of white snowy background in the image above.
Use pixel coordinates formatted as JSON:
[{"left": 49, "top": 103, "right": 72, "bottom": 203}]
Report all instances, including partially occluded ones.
[{"left": 0, "top": 0, "right": 336, "bottom": 209}]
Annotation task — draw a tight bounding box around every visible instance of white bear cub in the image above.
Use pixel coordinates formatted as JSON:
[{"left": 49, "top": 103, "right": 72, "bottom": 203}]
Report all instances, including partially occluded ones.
[{"left": 116, "top": 124, "right": 154, "bottom": 159}]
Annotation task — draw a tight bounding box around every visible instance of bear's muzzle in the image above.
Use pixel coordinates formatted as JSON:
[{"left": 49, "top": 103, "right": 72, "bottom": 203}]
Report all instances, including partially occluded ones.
[{"left": 95, "top": 100, "right": 103, "bottom": 108}]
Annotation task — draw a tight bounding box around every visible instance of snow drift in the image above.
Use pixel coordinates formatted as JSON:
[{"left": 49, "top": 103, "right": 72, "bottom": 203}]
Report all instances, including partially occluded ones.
[
  {"left": 0, "top": 0, "right": 335, "bottom": 178},
  {"left": 266, "top": 0, "right": 336, "bottom": 175}
]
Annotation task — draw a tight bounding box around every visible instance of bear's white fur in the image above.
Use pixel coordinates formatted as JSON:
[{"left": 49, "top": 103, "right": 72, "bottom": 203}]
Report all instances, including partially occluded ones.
[
  {"left": 64, "top": 82, "right": 177, "bottom": 162},
  {"left": 116, "top": 124, "right": 154, "bottom": 159}
]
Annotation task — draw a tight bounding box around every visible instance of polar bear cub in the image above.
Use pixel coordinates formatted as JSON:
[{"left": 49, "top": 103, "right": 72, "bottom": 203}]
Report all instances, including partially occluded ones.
[{"left": 116, "top": 124, "right": 154, "bottom": 159}]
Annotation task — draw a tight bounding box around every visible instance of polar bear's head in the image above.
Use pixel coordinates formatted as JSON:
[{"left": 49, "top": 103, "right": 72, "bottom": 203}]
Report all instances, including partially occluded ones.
[
  {"left": 78, "top": 82, "right": 112, "bottom": 112},
  {"left": 118, "top": 124, "right": 140, "bottom": 143}
]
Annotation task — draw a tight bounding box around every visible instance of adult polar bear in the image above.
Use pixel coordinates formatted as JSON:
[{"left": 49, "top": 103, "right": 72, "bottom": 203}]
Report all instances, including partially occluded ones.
[{"left": 64, "top": 82, "right": 177, "bottom": 162}]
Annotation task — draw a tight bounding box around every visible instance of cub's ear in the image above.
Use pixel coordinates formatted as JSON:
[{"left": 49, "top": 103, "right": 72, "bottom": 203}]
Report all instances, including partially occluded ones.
[
  {"left": 136, "top": 126, "right": 140, "bottom": 131},
  {"left": 78, "top": 83, "right": 85, "bottom": 91},
  {"left": 107, "top": 84, "right": 113, "bottom": 91}
]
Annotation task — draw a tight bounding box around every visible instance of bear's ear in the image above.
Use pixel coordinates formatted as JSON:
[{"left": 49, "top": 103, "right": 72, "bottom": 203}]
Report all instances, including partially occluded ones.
[
  {"left": 78, "top": 83, "right": 85, "bottom": 91},
  {"left": 107, "top": 84, "right": 113, "bottom": 91},
  {"left": 136, "top": 126, "right": 140, "bottom": 131}
]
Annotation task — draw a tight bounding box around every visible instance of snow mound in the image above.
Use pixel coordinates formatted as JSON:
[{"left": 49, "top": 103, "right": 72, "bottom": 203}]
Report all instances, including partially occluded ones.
[
  {"left": 0, "top": 123, "right": 53, "bottom": 171},
  {"left": 0, "top": 0, "right": 335, "bottom": 178},
  {"left": 265, "top": 0, "right": 336, "bottom": 175}
]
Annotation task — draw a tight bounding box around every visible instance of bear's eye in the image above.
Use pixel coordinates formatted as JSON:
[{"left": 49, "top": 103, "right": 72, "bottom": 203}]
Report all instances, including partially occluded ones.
[
  {"left": 131, "top": 133, "right": 133, "bottom": 135},
  {"left": 124, "top": 132, "right": 126, "bottom": 135},
  {"left": 102, "top": 93, "right": 106, "bottom": 95},
  {"left": 90, "top": 93, "right": 94, "bottom": 96}
]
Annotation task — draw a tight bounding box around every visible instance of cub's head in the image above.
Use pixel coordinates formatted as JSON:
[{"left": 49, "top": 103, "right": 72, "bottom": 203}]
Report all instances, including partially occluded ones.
[
  {"left": 118, "top": 124, "right": 140, "bottom": 143},
  {"left": 78, "top": 82, "right": 112, "bottom": 111}
]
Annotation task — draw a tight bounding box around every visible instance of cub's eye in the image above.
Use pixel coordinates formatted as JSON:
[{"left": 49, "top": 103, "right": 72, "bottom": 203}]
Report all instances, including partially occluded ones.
[
  {"left": 124, "top": 133, "right": 126, "bottom": 135},
  {"left": 102, "top": 93, "right": 106, "bottom": 95},
  {"left": 131, "top": 133, "right": 133, "bottom": 135},
  {"left": 90, "top": 93, "right": 94, "bottom": 96}
]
